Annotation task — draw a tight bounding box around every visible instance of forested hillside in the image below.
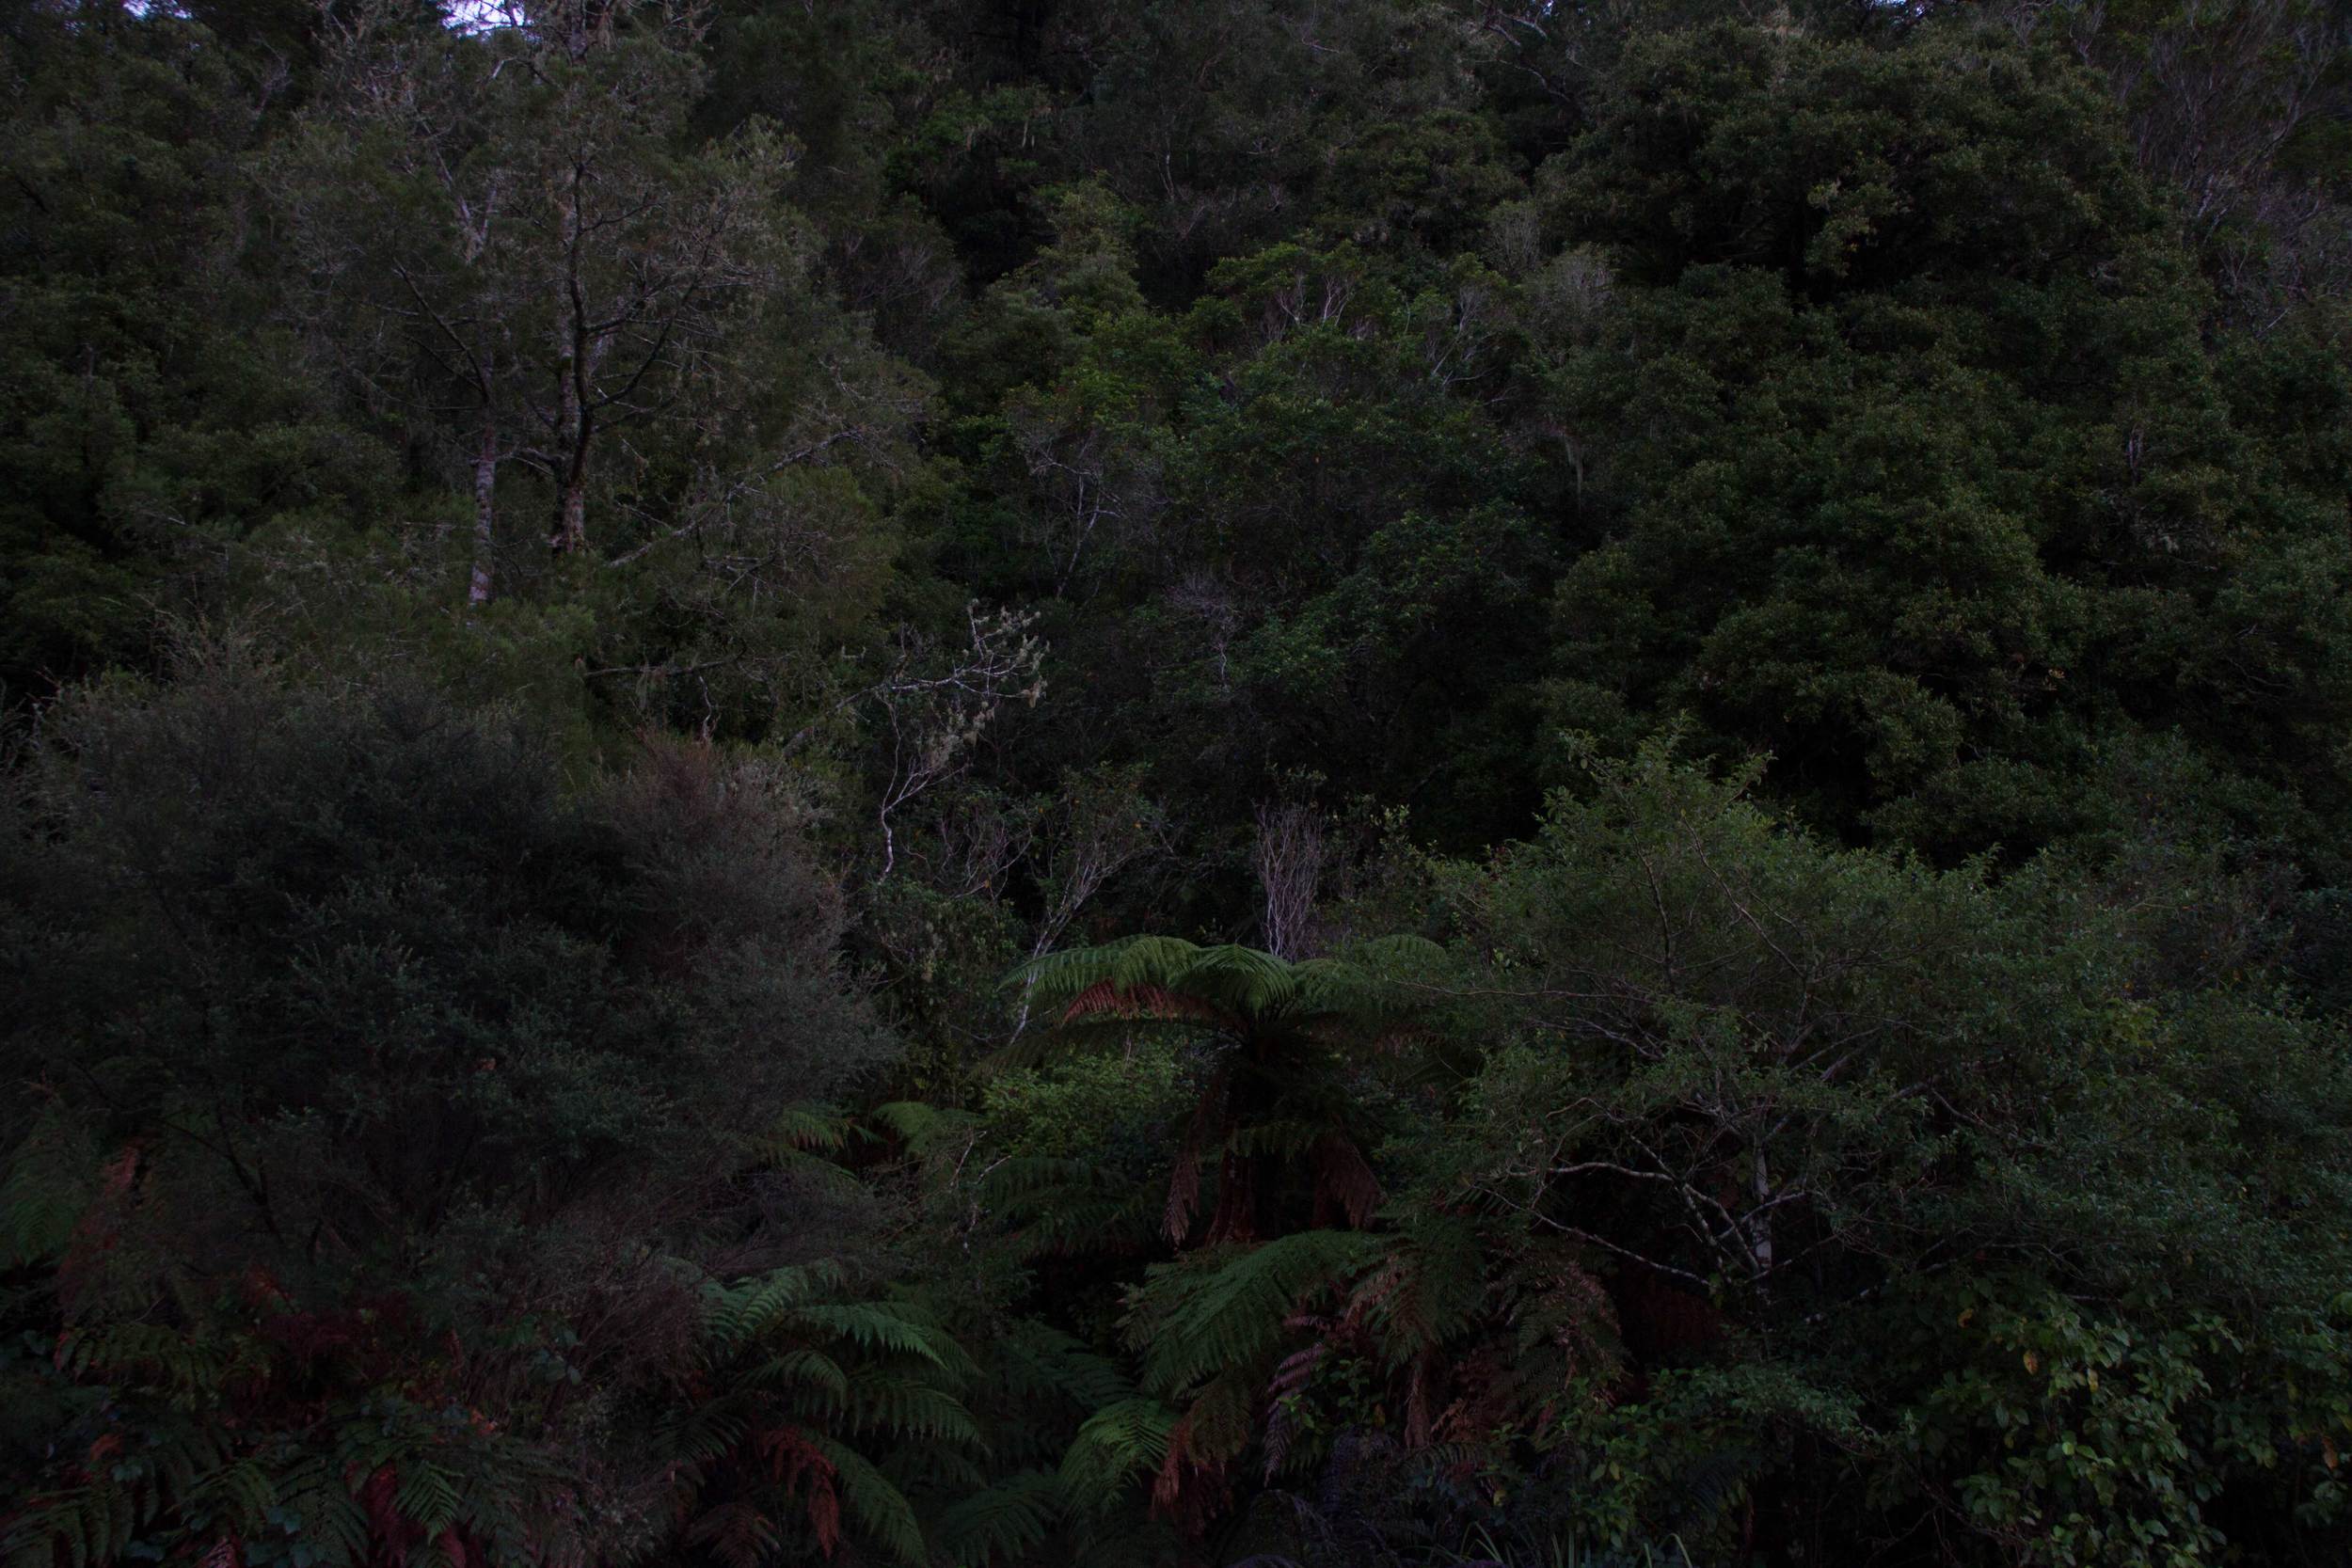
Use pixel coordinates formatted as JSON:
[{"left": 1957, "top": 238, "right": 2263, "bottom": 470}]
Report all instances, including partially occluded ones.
[{"left": 6, "top": 0, "right": 2352, "bottom": 1563}]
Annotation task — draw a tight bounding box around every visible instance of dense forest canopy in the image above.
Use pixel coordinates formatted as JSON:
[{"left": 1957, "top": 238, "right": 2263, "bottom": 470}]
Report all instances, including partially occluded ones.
[{"left": 5, "top": 0, "right": 2352, "bottom": 1563}]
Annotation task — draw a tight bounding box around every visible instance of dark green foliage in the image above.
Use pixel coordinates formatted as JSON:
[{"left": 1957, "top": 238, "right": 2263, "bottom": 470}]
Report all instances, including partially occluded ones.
[
  {"left": 1529, "top": 21, "right": 2352, "bottom": 860},
  {"left": 7, "top": 0, "right": 2352, "bottom": 1563},
  {"left": 0, "top": 3, "right": 384, "bottom": 693},
  {"left": 0, "top": 652, "right": 906, "bottom": 1566}
]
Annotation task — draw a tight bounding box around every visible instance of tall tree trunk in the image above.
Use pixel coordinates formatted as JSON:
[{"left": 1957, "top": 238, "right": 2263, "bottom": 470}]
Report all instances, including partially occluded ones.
[
  {"left": 551, "top": 161, "right": 590, "bottom": 553},
  {"left": 552, "top": 315, "right": 589, "bottom": 552},
  {"left": 469, "top": 413, "right": 498, "bottom": 605},
  {"left": 556, "top": 468, "right": 587, "bottom": 552},
  {"left": 556, "top": 405, "right": 590, "bottom": 553}
]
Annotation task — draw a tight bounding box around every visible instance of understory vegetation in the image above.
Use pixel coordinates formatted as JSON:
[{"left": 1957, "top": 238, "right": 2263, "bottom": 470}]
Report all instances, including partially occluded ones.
[{"left": 7, "top": 0, "right": 2352, "bottom": 1563}]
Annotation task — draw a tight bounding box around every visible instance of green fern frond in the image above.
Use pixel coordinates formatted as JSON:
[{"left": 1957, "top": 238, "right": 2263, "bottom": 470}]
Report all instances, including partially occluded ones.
[
  {"left": 981, "top": 1157, "right": 1156, "bottom": 1255},
  {"left": 750, "top": 1346, "right": 851, "bottom": 1404},
  {"left": 186, "top": 1452, "right": 277, "bottom": 1529},
  {"left": 932, "top": 1469, "right": 1063, "bottom": 1568},
  {"left": 1170, "top": 1368, "right": 1257, "bottom": 1467},
  {"left": 1130, "top": 1231, "right": 1379, "bottom": 1398},
  {"left": 55, "top": 1324, "right": 238, "bottom": 1402},
  {"left": 275, "top": 1455, "right": 369, "bottom": 1567},
  {"left": 994, "top": 1322, "right": 1134, "bottom": 1412},
  {"left": 763, "top": 1102, "right": 854, "bottom": 1155},
  {"left": 1013, "top": 934, "right": 1211, "bottom": 1013},
  {"left": 868, "top": 1100, "right": 980, "bottom": 1157},
  {"left": 840, "top": 1370, "right": 983, "bottom": 1446},
  {"left": 391, "top": 1459, "right": 462, "bottom": 1537},
  {"left": 807, "top": 1436, "right": 930, "bottom": 1567},
  {"left": 1056, "top": 1398, "right": 1178, "bottom": 1517},
  {"left": 660, "top": 1403, "right": 752, "bottom": 1473},
  {"left": 1010, "top": 934, "right": 1445, "bottom": 1061},
  {"left": 753, "top": 1147, "right": 870, "bottom": 1200},
  {"left": 1374, "top": 1214, "right": 1486, "bottom": 1363},
  {"left": 682, "top": 1498, "right": 781, "bottom": 1568},
  {"left": 977, "top": 1154, "right": 1103, "bottom": 1204},
  {"left": 795, "top": 1301, "right": 963, "bottom": 1373},
  {"left": 0, "top": 1106, "right": 97, "bottom": 1266},
  {"left": 1163, "top": 944, "right": 1295, "bottom": 1020},
  {"left": 702, "top": 1260, "right": 848, "bottom": 1349},
  {"left": 4, "top": 1480, "right": 137, "bottom": 1568}
]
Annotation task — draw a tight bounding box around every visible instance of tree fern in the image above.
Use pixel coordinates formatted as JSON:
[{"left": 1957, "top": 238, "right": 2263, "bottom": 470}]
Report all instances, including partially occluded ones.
[
  {"left": 763, "top": 1102, "right": 857, "bottom": 1154},
  {"left": 1131, "top": 1231, "right": 1381, "bottom": 1399},
  {"left": 669, "top": 1256, "right": 989, "bottom": 1568},
  {"left": 1057, "top": 1398, "right": 1180, "bottom": 1517},
  {"left": 868, "top": 1099, "right": 982, "bottom": 1158},
  {"left": 751, "top": 1345, "right": 852, "bottom": 1406},
  {"left": 53, "top": 1323, "right": 242, "bottom": 1402},
  {"left": 981, "top": 1154, "right": 1159, "bottom": 1257},
  {"left": 806, "top": 1436, "right": 930, "bottom": 1567},
  {"left": 1011, "top": 936, "right": 1444, "bottom": 1045},
  {"left": 1371, "top": 1214, "right": 1487, "bottom": 1365},
  {"left": 1002, "top": 936, "right": 1449, "bottom": 1248},
  {"left": 700, "top": 1259, "right": 848, "bottom": 1349},
  {"left": 793, "top": 1299, "right": 970, "bottom": 1373},
  {"left": 994, "top": 1321, "right": 1136, "bottom": 1412},
  {"left": 389, "top": 1459, "right": 463, "bottom": 1541},
  {"left": 0, "top": 1104, "right": 97, "bottom": 1267},
  {"left": 932, "top": 1469, "right": 1064, "bottom": 1568},
  {"left": 842, "top": 1369, "right": 985, "bottom": 1445}
]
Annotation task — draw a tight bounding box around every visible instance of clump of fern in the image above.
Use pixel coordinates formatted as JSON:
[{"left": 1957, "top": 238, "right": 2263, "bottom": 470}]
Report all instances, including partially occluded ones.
[{"left": 661, "top": 1258, "right": 986, "bottom": 1568}]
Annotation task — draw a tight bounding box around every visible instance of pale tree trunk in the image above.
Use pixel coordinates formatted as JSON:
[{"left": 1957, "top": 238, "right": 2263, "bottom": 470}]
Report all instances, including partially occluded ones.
[
  {"left": 556, "top": 412, "right": 590, "bottom": 552},
  {"left": 1254, "top": 800, "right": 1327, "bottom": 959},
  {"left": 552, "top": 311, "right": 589, "bottom": 552},
  {"left": 1747, "top": 1145, "right": 1774, "bottom": 1281},
  {"left": 469, "top": 411, "right": 499, "bottom": 605}
]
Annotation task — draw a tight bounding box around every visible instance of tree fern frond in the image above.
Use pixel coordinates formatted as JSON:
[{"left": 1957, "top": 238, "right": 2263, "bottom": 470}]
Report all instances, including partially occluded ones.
[
  {"left": 273, "top": 1456, "right": 369, "bottom": 1568},
  {"left": 1167, "top": 944, "right": 1295, "bottom": 1021},
  {"left": 1130, "top": 1232, "right": 1379, "bottom": 1399},
  {"left": 981, "top": 1158, "right": 1155, "bottom": 1256},
  {"left": 796, "top": 1301, "right": 965, "bottom": 1374},
  {"left": 750, "top": 1346, "right": 851, "bottom": 1405},
  {"left": 752, "top": 1147, "right": 869, "bottom": 1200},
  {"left": 1170, "top": 1368, "right": 1257, "bottom": 1469},
  {"left": 1057, "top": 1398, "right": 1178, "bottom": 1517},
  {"left": 56, "top": 1323, "right": 239, "bottom": 1402},
  {"left": 807, "top": 1436, "right": 929, "bottom": 1567},
  {"left": 187, "top": 1452, "right": 278, "bottom": 1528},
  {"left": 840, "top": 1370, "right": 983, "bottom": 1446},
  {"left": 867, "top": 1100, "right": 979, "bottom": 1157},
  {"left": 391, "top": 1460, "right": 463, "bottom": 1538},
  {"left": 682, "top": 1498, "right": 782, "bottom": 1568},
  {"left": 994, "top": 1321, "right": 1134, "bottom": 1412},
  {"left": 0, "top": 1106, "right": 97, "bottom": 1267},
  {"left": 763, "top": 1102, "right": 854, "bottom": 1154},
  {"left": 1372, "top": 1214, "right": 1486, "bottom": 1363},
  {"left": 702, "top": 1260, "right": 848, "bottom": 1350},
  {"left": 1013, "top": 935, "right": 1187, "bottom": 1006},
  {"left": 660, "top": 1403, "right": 752, "bottom": 1473},
  {"left": 911, "top": 1443, "right": 992, "bottom": 1496},
  {"left": 4, "top": 1481, "right": 133, "bottom": 1568},
  {"left": 932, "top": 1469, "right": 1063, "bottom": 1568}
]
